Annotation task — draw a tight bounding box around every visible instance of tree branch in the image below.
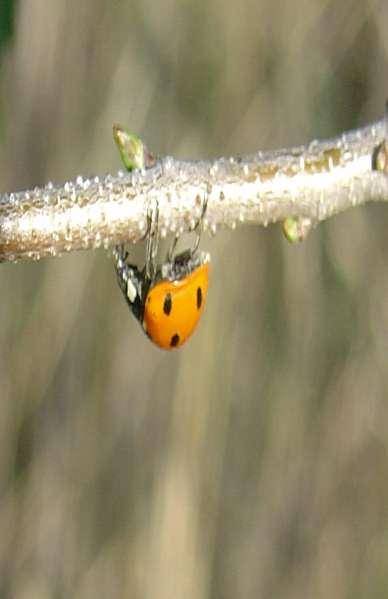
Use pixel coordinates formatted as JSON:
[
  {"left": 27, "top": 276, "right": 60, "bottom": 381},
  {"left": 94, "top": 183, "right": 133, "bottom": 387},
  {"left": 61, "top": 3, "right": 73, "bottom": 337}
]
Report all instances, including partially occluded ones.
[{"left": 1, "top": 115, "right": 388, "bottom": 263}]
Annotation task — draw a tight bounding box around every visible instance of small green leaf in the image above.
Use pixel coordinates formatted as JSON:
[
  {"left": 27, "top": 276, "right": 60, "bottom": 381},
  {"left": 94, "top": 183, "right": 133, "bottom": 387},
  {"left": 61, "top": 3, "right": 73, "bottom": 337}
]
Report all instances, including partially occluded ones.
[
  {"left": 113, "top": 124, "right": 155, "bottom": 172},
  {"left": 282, "top": 217, "right": 313, "bottom": 243},
  {"left": 372, "top": 140, "right": 388, "bottom": 174}
]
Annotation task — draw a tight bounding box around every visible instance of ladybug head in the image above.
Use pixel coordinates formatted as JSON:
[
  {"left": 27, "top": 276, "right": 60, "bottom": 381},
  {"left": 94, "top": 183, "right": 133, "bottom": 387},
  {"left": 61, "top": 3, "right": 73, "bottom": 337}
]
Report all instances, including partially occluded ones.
[{"left": 115, "top": 260, "right": 150, "bottom": 323}]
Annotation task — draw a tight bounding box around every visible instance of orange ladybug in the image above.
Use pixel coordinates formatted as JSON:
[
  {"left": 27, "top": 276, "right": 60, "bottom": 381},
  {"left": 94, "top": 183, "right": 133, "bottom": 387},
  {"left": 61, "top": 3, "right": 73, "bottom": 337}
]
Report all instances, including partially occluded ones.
[
  {"left": 112, "top": 125, "right": 210, "bottom": 349},
  {"left": 114, "top": 246, "right": 210, "bottom": 350}
]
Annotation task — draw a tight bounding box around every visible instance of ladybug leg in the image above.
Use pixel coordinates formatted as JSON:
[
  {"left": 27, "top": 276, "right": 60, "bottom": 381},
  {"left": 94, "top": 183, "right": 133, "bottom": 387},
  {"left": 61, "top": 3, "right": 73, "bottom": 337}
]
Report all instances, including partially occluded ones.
[
  {"left": 145, "top": 198, "right": 160, "bottom": 282},
  {"left": 166, "top": 191, "right": 209, "bottom": 263},
  {"left": 113, "top": 196, "right": 159, "bottom": 312},
  {"left": 167, "top": 233, "right": 179, "bottom": 263},
  {"left": 191, "top": 190, "right": 208, "bottom": 256}
]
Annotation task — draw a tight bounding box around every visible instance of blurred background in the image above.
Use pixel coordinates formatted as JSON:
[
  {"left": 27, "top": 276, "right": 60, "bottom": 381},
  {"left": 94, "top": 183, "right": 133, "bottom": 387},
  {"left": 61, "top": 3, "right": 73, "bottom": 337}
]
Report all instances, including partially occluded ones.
[{"left": 1, "top": 1, "right": 388, "bottom": 597}]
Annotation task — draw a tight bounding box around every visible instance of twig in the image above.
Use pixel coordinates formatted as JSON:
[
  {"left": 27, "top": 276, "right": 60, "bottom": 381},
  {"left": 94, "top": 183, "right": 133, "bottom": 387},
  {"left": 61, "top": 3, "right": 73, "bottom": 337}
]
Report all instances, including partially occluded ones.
[{"left": 1, "top": 114, "right": 388, "bottom": 263}]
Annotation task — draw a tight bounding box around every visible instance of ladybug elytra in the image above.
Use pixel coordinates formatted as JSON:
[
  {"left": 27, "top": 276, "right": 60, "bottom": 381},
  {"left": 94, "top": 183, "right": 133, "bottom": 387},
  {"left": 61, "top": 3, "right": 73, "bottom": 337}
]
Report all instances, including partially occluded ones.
[{"left": 114, "top": 246, "right": 210, "bottom": 350}]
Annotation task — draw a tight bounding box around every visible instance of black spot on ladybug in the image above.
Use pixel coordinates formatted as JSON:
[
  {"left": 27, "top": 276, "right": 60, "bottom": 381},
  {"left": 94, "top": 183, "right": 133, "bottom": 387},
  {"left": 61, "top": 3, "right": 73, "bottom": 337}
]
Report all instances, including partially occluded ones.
[
  {"left": 163, "top": 293, "right": 172, "bottom": 315},
  {"left": 170, "top": 333, "right": 180, "bottom": 347},
  {"left": 197, "top": 287, "right": 202, "bottom": 309}
]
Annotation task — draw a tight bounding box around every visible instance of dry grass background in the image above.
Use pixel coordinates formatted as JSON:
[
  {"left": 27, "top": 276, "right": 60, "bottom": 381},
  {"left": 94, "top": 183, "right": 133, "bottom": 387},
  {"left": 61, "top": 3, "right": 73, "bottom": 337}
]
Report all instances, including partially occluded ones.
[{"left": 1, "top": 1, "right": 388, "bottom": 597}]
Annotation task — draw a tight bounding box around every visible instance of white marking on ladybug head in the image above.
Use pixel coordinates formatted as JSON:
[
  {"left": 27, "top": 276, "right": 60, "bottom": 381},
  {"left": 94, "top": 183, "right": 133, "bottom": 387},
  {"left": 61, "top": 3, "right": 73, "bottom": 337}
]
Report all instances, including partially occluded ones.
[{"left": 126, "top": 278, "right": 137, "bottom": 303}]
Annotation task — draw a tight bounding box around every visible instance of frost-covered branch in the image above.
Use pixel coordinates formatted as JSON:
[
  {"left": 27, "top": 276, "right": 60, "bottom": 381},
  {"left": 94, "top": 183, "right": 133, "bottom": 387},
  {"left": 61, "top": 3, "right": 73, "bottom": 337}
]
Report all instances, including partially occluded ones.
[{"left": 1, "top": 115, "right": 388, "bottom": 262}]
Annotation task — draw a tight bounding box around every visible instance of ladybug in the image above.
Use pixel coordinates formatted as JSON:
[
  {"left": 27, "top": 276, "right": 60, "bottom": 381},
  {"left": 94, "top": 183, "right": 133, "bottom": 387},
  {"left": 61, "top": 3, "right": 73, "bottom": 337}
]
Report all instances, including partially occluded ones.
[
  {"left": 114, "top": 245, "right": 210, "bottom": 350},
  {"left": 112, "top": 124, "right": 210, "bottom": 349}
]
